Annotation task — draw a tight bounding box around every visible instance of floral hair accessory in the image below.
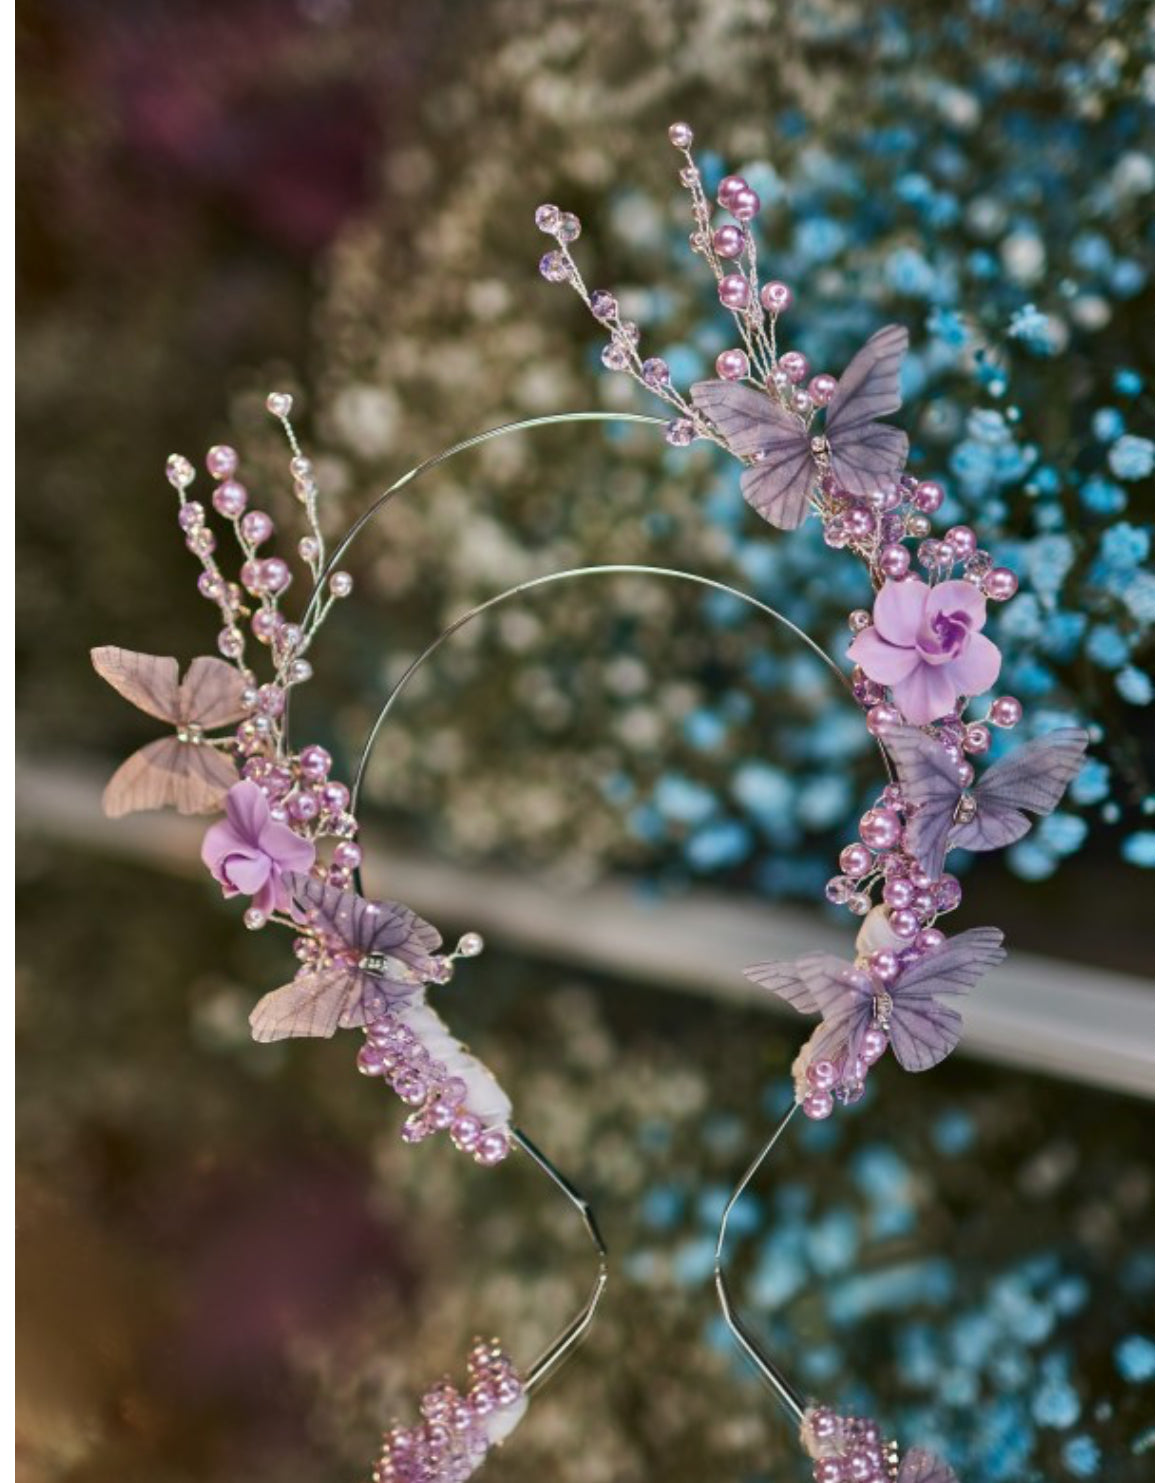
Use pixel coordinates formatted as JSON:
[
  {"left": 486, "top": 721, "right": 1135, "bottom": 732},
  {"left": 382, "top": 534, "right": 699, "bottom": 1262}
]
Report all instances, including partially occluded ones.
[
  {"left": 93, "top": 116, "right": 1097, "bottom": 1483},
  {"left": 538, "top": 121, "right": 1089, "bottom": 1118},
  {"left": 91, "top": 408, "right": 507, "bottom": 1164},
  {"left": 539, "top": 120, "right": 1091, "bottom": 1481},
  {"left": 374, "top": 1340, "right": 527, "bottom": 1483}
]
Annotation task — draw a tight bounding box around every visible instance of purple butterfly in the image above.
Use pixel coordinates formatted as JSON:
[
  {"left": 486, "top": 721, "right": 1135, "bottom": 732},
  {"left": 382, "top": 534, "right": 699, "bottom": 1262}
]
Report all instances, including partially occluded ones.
[
  {"left": 898, "top": 1449, "right": 959, "bottom": 1483},
  {"left": 745, "top": 927, "right": 1005, "bottom": 1076},
  {"left": 690, "top": 324, "right": 909, "bottom": 529},
  {"left": 884, "top": 724, "right": 1089, "bottom": 881},
  {"left": 249, "top": 873, "right": 445, "bottom": 1042}
]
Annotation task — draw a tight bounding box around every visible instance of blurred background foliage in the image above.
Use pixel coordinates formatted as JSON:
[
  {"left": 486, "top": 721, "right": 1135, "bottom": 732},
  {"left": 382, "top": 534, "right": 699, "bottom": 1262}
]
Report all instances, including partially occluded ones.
[{"left": 17, "top": 1, "right": 1153, "bottom": 1480}]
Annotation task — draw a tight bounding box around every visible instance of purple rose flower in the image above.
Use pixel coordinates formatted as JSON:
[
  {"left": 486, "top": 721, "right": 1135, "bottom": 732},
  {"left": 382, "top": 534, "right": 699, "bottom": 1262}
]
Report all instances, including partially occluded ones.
[
  {"left": 201, "top": 780, "right": 316, "bottom": 920},
  {"left": 846, "top": 577, "right": 1001, "bottom": 725}
]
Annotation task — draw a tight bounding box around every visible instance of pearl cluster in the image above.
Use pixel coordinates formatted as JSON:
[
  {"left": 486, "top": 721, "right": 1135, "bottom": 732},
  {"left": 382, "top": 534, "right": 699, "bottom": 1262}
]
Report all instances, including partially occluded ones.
[
  {"left": 820, "top": 465, "right": 1022, "bottom": 595},
  {"left": 801, "top": 1405, "right": 900, "bottom": 1483},
  {"left": 536, "top": 123, "right": 830, "bottom": 456},
  {"left": 373, "top": 1341, "right": 527, "bottom": 1483},
  {"left": 356, "top": 995, "right": 512, "bottom": 1166},
  {"left": 165, "top": 399, "right": 366, "bottom": 922}
]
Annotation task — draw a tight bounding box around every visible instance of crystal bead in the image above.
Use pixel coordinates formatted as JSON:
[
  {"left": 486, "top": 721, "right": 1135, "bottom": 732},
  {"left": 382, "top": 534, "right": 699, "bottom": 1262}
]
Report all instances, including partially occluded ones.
[
  {"left": 664, "top": 419, "right": 696, "bottom": 447},
  {"left": 534, "top": 203, "right": 561, "bottom": 233},
  {"left": 556, "top": 211, "right": 581, "bottom": 242},
  {"left": 166, "top": 454, "right": 195, "bottom": 489},
  {"left": 589, "top": 288, "right": 617, "bottom": 319},
  {"left": 642, "top": 357, "right": 670, "bottom": 387},
  {"left": 538, "top": 250, "right": 570, "bottom": 282},
  {"left": 601, "top": 341, "right": 628, "bottom": 371}
]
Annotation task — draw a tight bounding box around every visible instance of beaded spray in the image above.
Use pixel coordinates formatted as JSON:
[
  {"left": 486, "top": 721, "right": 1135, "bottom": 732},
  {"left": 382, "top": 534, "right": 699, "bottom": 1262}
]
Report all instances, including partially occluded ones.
[{"left": 93, "top": 124, "right": 1089, "bottom": 1483}]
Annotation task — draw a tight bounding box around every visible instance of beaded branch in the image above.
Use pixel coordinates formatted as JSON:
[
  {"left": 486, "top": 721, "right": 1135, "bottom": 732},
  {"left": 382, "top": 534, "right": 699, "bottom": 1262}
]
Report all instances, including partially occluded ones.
[{"left": 91, "top": 122, "right": 1092, "bottom": 1483}]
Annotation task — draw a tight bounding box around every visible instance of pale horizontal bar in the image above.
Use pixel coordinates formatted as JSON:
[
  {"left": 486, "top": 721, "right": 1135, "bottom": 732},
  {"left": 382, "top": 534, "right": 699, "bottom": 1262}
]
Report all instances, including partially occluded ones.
[{"left": 19, "top": 758, "right": 1152, "bottom": 1098}]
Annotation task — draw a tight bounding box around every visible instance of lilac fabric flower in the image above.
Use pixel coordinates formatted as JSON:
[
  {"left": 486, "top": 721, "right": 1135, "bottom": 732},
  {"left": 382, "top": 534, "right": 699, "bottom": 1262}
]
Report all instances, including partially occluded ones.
[
  {"left": 201, "top": 780, "right": 316, "bottom": 919},
  {"left": 846, "top": 577, "right": 1001, "bottom": 724}
]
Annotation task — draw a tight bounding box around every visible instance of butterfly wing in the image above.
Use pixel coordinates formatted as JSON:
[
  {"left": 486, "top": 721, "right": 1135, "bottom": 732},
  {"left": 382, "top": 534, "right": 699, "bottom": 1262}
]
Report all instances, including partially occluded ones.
[
  {"left": 91, "top": 646, "right": 181, "bottom": 723},
  {"left": 824, "top": 324, "right": 910, "bottom": 497},
  {"left": 899, "top": 1449, "right": 959, "bottom": 1483},
  {"left": 887, "top": 926, "right": 1005, "bottom": 1072},
  {"left": 289, "top": 874, "right": 444, "bottom": 976},
  {"left": 954, "top": 727, "right": 1090, "bottom": 854},
  {"left": 249, "top": 965, "right": 374, "bottom": 1041},
  {"left": 691, "top": 380, "right": 816, "bottom": 529},
  {"left": 101, "top": 736, "right": 239, "bottom": 817},
  {"left": 180, "top": 655, "right": 250, "bottom": 729},
  {"left": 883, "top": 725, "right": 965, "bottom": 880},
  {"left": 745, "top": 953, "right": 874, "bottom": 1062}
]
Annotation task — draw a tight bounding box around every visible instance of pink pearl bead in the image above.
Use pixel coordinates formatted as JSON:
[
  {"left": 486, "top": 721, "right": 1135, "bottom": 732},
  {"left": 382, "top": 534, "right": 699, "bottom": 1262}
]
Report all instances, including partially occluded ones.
[
  {"left": 206, "top": 445, "right": 238, "bottom": 479},
  {"left": 808, "top": 1059, "right": 839, "bottom": 1091},
  {"left": 884, "top": 876, "right": 915, "bottom": 909},
  {"left": 333, "top": 841, "right": 363, "bottom": 870},
  {"left": 990, "top": 695, "right": 1023, "bottom": 728},
  {"left": 889, "top": 908, "right": 920, "bottom": 939},
  {"left": 845, "top": 507, "right": 876, "bottom": 539},
  {"left": 956, "top": 760, "right": 975, "bottom": 787},
  {"left": 803, "top": 1090, "right": 834, "bottom": 1121},
  {"left": 809, "top": 1408, "right": 839, "bottom": 1442},
  {"left": 261, "top": 557, "right": 290, "bottom": 593},
  {"left": 716, "top": 348, "right": 749, "bottom": 380},
  {"left": 287, "top": 790, "right": 319, "bottom": 822},
  {"left": 299, "top": 744, "right": 332, "bottom": 780},
  {"left": 985, "top": 566, "right": 1019, "bottom": 600},
  {"left": 840, "top": 843, "right": 873, "bottom": 878},
  {"left": 964, "top": 723, "right": 992, "bottom": 754},
  {"left": 860, "top": 1027, "right": 888, "bottom": 1064},
  {"left": 717, "top": 274, "right": 751, "bottom": 310},
  {"left": 760, "top": 280, "right": 792, "bottom": 313},
  {"left": 357, "top": 1042, "right": 385, "bottom": 1076},
  {"left": 814, "top": 1462, "right": 844, "bottom": 1483},
  {"left": 212, "top": 480, "right": 248, "bottom": 519},
  {"left": 809, "top": 373, "right": 837, "bottom": 406},
  {"left": 452, "top": 1115, "right": 483, "bottom": 1150},
  {"left": 730, "top": 187, "right": 760, "bottom": 220},
  {"left": 879, "top": 544, "right": 911, "bottom": 579},
  {"left": 866, "top": 702, "right": 901, "bottom": 736},
  {"left": 668, "top": 121, "right": 694, "bottom": 149},
  {"left": 859, "top": 807, "right": 902, "bottom": 851},
  {"left": 241, "top": 510, "right": 274, "bottom": 546},
  {"left": 916, "top": 927, "right": 946, "bottom": 953},
  {"left": 716, "top": 174, "right": 748, "bottom": 207},
  {"left": 778, "top": 350, "right": 808, "bottom": 383},
  {"left": 915, "top": 480, "right": 944, "bottom": 514},
  {"left": 321, "top": 782, "right": 350, "bottom": 815},
  {"left": 868, "top": 949, "right": 901, "bottom": 983},
  {"left": 712, "top": 224, "right": 745, "bottom": 258},
  {"left": 847, "top": 1452, "right": 877, "bottom": 1483},
  {"left": 948, "top": 524, "right": 977, "bottom": 558}
]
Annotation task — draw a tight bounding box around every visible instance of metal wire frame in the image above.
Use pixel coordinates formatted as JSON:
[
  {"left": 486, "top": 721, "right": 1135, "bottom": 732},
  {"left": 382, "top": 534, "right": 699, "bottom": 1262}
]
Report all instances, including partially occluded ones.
[{"left": 286, "top": 409, "right": 886, "bottom": 1407}]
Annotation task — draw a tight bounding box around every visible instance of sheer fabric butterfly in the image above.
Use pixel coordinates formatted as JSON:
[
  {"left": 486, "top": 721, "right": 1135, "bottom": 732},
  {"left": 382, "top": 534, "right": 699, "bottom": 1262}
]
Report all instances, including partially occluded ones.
[
  {"left": 91, "top": 646, "right": 246, "bottom": 816},
  {"left": 884, "top": 724, "right": 1090, "bottom": 880},
  {"left": 250, "top": 873, "right": 513, "bottom": 1160},
  {"left": 746, "top": 927, "right": 1006, "bottom": 1104},
  {"left": 249, "top": 872, "right": 447, "bottom": 1041},
  {"left": 691, "top": 325, "right": 910, "bottom": 529}
]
